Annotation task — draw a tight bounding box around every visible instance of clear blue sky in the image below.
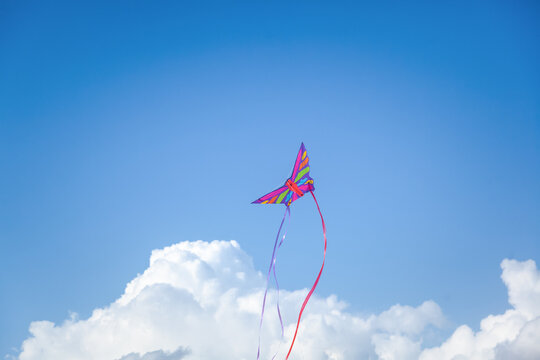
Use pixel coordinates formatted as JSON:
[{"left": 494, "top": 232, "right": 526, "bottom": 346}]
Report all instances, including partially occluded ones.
[{"left": 1, "top": 0, "right": 539, "bottom": 356}]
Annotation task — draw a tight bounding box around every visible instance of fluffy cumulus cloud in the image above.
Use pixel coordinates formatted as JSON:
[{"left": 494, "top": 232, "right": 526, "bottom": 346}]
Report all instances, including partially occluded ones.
[
  {"left": 420, "top": 259, "right": 540, "bottom": 360},
  {"left": 117, "top": 347, "right": 190, "bottom": 360},
  {"left": 13, "top": 241, "right": 540, "bottom": 360}
]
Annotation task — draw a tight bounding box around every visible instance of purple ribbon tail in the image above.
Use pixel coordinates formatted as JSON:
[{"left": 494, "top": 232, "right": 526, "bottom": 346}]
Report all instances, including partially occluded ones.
[
  {"left": 270, "top": 206, "right": 290, "bottom": 360},
  {"left": 257, "top": 205, "right": 290, "bottom": 360}
]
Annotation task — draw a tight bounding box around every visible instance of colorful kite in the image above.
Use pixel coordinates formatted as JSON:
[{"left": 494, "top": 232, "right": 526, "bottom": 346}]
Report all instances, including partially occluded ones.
[{"left": 253, "top": 143, "right": 327, "bottom": 360}]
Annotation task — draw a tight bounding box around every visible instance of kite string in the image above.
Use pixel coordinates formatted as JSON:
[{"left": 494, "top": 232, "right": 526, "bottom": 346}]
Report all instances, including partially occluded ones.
[
  {"left": 285, "top": 191, "right": 327, "bottom": 360},
  {"left": 257, "top": 205, "right": 290, "bottom": 360}
]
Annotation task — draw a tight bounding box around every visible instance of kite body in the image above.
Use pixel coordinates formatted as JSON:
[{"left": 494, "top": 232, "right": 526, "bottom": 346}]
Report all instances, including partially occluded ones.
[
  {"left": 253, "top": 143, "right": 327, "bottom": 360},
  {"left": 252, "top": 143, "right": 314, "bottom": 206}
]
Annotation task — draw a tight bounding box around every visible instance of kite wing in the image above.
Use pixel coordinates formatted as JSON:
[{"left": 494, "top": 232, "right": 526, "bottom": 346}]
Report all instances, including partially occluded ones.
[
  {"left": 290, "top": 142, "right": 308, "bottom": 181},
  {"left": 252, "top": 185, "right": 290, "bottom": 204},
  {"left": 286, "top": 143, "right": 314, "bottom": 205}
]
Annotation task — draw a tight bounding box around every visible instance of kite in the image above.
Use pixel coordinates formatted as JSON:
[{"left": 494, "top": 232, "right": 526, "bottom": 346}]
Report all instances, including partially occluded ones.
[{"left": 253, "top": 142, "right": 327, "bottom": 360}]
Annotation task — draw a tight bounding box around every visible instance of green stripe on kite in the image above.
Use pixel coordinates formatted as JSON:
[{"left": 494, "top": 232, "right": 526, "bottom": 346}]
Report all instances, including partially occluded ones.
[
  {"left": 294, "top": 167, "right": 309, "bottom": 182},
  {"left": 276, "top": 189, "right": 290, "bottom": 204}
]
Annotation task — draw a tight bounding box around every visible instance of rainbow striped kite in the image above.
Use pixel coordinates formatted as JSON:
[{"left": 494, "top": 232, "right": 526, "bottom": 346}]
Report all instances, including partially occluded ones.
[
  {"left": 253, "top": 143, "right": 327, "bottom": 360},
  {"left": 252, "top": 143, "right": 315, "bottom": 206}
]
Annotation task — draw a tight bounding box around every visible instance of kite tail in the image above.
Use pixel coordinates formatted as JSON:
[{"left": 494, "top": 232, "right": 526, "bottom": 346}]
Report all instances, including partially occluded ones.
[
  {"left": 270, "top": 205, "right": 290, "bottom": 360},
  {"left": 257, "top": 205, "right": 290, "bottom": 360},
  {"left": 285, "top": 191, "right": 327, "bottom": 360}
]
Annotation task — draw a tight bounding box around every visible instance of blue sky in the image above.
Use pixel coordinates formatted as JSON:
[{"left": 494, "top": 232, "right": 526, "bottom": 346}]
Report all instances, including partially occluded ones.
[{"left": 1, "top": 1, "right": 539, "bottom": 357}]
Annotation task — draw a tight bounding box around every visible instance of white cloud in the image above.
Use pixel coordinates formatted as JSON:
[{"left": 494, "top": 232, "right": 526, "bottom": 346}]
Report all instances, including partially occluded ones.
[
  {"left": 117, "top": 347, "right": 189, "bottom": 360},
  {"left": 13, "top": 241, "right": 540, "bottom": 360},
  {"left": 419, "top": 259, "right": 540, "bottom": 360}
]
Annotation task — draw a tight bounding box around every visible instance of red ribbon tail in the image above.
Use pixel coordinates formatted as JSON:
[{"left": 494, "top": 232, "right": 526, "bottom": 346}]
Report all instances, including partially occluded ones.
[{"left": 285, "top": 190, "right": 327, "bottom": 360}]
